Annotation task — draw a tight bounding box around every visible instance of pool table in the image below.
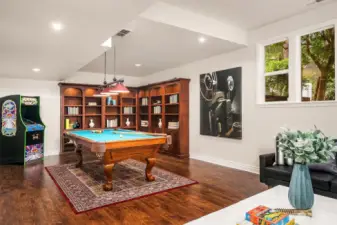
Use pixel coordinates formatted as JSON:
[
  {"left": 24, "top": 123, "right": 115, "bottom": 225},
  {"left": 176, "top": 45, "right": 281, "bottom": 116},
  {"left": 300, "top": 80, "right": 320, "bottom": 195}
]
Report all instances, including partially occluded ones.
[{"left": 64, "top": 129, "right": 167, "bottom": 191}]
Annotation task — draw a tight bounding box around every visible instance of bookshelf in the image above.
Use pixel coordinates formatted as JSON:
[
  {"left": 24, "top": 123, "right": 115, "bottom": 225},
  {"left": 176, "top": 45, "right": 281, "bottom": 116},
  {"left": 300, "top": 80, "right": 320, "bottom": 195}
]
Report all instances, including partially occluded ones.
[
  {"left": 137, "top": 79, "right": 190, "bottom": 158},
  {"left": 59, "top": 79, "right": 189, "bottom": 157},
  {"left": 59, "top": 83, "right": 138, "bottom": 153}
]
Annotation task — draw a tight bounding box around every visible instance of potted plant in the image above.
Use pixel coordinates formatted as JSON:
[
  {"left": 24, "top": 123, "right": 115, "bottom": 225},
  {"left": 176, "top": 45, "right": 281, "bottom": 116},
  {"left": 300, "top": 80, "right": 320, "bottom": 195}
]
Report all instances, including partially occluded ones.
[{"left": 277, "top": 126, "right": 337, "bottom": 209}]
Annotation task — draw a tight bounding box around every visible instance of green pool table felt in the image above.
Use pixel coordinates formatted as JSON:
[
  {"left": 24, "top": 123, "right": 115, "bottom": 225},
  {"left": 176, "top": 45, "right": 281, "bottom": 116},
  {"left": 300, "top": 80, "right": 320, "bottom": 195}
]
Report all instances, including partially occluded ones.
[{"left": 68, "top": 129, "right": 162, "bottom": 142}]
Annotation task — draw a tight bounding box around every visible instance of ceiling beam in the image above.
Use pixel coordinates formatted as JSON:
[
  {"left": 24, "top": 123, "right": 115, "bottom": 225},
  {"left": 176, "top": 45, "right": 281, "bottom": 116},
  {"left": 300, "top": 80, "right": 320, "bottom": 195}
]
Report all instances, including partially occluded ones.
[{"left": 140, "top": 2, "right": 248, "bottom": 46}]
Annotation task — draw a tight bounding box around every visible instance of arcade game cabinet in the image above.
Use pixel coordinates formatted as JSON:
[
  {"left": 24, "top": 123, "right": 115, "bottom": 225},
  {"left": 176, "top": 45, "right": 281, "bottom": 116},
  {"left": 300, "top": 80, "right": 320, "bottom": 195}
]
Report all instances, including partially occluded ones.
[{"left": 0, "top": 95, "right": 45, "bottom": 165}]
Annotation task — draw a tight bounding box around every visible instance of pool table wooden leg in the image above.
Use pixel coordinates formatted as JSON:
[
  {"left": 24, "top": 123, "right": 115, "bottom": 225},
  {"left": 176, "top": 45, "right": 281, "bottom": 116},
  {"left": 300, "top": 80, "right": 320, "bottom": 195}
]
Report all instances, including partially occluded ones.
[
  {"left": 145, "top": 158, "right": 156, "bottom": 182},
  {"left": 75, "top": 144, "right": 83, "bottom": 168},
  {"left": 103, "top": 163, "right": 114, "bottom": 191}
]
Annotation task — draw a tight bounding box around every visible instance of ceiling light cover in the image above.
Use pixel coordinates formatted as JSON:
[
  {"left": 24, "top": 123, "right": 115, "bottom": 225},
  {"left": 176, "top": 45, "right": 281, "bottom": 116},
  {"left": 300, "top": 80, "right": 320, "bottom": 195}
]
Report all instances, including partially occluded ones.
[
  {"left": 135, "top": 64, "right": 142, "bottom": 67},
  {"left": 109, "top": 83, "right": 130, "bottom": 93},
  {"left": 198, "top": 37, "right": 206, "bottom": 43},
  {"left": 51, "top": 22, "right": 64, "bottom": 31},
  {"left": 32, "top": 68, "right": 41, "bottom": 72}
]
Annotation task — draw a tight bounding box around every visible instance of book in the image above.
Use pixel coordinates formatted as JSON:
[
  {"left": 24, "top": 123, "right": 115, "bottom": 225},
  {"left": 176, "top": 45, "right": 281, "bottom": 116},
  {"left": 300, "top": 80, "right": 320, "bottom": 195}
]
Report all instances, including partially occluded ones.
[{"left": 246, "top": 206, "right": 289, "bottom": 225}]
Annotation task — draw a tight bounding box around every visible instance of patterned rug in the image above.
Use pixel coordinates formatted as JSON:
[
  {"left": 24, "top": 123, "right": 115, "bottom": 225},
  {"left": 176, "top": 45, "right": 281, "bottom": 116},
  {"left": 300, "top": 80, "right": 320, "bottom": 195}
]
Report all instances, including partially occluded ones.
[{"left": 45, "top": 159, "right": 197, "bottom": 213}]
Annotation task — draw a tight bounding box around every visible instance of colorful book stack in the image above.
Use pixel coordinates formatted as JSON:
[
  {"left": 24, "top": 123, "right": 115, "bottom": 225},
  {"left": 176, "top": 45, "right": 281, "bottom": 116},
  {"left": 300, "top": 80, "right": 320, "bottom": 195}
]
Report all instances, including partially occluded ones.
[
  {"left": 123, "top": 107, "right": 134, "bottom": 114},
  {"left": 141, "top": 120, "right": 148, "bottom": 127},
  {"left": 169, "top": 94, "right": 178, "bottom": 104},
  {"left": 141, "top": 98, "right": 148, "bottom": 106},
  {"left": 106, "top": 119, "right": 118, "bottom": 128},
  {"left": 241, "top": 205, "right": 292, "bottom": 225},
  {"left": 168, "top": 121, "right": 179, "bottom": 129},
  {"left": 153, "top": 106, "right": 161, "bottom": 114},
  {"left": 67, "top": 107, "right": 79, "bottom": 115}
]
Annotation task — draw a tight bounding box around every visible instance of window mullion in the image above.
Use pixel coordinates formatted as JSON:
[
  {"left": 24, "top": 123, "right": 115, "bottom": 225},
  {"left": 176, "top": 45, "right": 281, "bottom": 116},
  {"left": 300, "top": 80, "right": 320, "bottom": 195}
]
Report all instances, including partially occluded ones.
[{"left": 288, "top": 35, "right": 301, "bottom": 102}]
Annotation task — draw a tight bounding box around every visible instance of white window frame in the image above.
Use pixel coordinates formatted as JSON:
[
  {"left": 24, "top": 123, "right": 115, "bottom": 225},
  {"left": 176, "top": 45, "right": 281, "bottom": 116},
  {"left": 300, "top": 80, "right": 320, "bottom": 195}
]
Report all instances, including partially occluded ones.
[
  {"left": 262, "top": 38, "right": 290, "bottom": 103},
  {"left": 257, "top": 19, "right": 337, "bottom": 107}
]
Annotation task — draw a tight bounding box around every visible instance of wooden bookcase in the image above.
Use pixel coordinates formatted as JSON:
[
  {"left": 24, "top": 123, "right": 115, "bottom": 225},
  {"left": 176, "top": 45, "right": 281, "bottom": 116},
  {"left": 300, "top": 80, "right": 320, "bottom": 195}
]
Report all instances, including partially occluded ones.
[
  {"left": 137, "top": 78, "right": 190, "bottom": 158},
  {"left": 59, "top": 78, "right": 190, "bottom": 158},
  {"left": 59, "top": 83, "right": 138, "bottom": 153}
]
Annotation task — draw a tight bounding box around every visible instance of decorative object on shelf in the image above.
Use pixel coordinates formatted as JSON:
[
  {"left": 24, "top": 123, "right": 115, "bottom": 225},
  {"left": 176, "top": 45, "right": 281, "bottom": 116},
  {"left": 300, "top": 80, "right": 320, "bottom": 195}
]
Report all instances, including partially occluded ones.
[
  {"left": 168, "top": 121, "right": 179, "bottom": 129},
  {"left": 169, "top": 94, "right": 178, "bottom": 104},
  {"left": 200, "top": 67, "right": 242, "bottom": 139},
  {"left": 73, "top": 120, "right": 80, "bottom": 129},
  {"left": 65, "top": 118, "right": 70, "bottom": 130},
  {"left": 154, "top": 100, "right": 161, "bottom": 104},
  {"left": 277, "top": 126, "right": 337, "bottom": 209},
  {"left": 107, "top": 97, "right": 112, "bottom": 105},
  {"left": 89, "top": 119, "right": 95, "bottom": 128},
  {"left": 153, "top": 106, "right": 161, "bottom": 114},
  {"left": 107, "top": 118, "right": 118, "bottom": 128},
  {"left": 141, "top": 98, "right": 148, "bottom": 106},
  {"left": 158, "top": 118, "right": 162, "bottom": 129},
  {"left": 125, "top": 118, "right": 131, "bottom": 127},
  {"left": 1, "top": 99, "right": 17, "bottom": 137},
  {"left": 88, "top": 102, "right": 97, "bottom": 106},
  {"left": 67, "top": 107, "right": 79, "bottom": 115},
  {"left": 141, "top": 120, "right": 148, "bottom": 127},
  {"left": 123, "top": 106, "right": 134, "bottom": 114}
]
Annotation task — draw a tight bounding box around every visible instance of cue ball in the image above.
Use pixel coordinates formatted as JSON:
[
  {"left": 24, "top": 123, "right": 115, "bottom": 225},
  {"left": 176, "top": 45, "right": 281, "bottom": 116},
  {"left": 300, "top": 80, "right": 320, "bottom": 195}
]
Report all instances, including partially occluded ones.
[{"left": 120, "top": 134, "right": 123, "bottom": 138}]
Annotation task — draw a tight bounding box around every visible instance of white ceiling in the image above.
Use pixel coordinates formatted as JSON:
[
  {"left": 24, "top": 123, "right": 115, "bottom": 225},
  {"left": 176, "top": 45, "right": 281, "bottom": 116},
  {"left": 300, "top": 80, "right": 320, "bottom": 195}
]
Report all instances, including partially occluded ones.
[
  {"left": 79, "top": 18, "right": 242, "bottom": 77},
  {"left": 0, "top": 0, "right": 155, "bottom": 80},
  {"left": 162, "top": 0, "right": 336, "bottom": 29},
  {"left": 1, "top": 0, "right": 335, "bottom": 81}
]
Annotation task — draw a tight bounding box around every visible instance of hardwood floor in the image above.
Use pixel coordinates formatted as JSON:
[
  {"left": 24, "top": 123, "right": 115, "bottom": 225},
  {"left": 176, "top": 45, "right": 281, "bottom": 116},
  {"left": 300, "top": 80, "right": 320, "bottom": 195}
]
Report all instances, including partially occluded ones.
[{"left": 0, "top": 152, "right": 267, "bottom": 225}]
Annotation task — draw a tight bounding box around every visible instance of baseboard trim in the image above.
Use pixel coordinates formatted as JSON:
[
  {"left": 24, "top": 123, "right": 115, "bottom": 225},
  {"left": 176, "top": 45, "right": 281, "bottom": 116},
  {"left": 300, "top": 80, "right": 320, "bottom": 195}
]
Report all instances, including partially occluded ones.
[{"left": 190, "top": 154, "right": 259, "bottom": 174}]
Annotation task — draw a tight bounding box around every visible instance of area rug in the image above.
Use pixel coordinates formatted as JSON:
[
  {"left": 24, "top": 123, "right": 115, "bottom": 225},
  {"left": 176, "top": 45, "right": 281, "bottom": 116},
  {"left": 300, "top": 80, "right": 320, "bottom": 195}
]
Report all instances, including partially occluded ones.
[{"left": 45, "top": 159, "right": 197, "bottom": 213}]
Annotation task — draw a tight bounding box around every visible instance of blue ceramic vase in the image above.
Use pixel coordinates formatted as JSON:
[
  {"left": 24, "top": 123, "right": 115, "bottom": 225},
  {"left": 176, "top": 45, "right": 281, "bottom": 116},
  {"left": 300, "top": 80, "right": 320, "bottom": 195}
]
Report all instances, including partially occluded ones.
[{"left": 288, "top": 163, "right": 314, "bottom": 209}]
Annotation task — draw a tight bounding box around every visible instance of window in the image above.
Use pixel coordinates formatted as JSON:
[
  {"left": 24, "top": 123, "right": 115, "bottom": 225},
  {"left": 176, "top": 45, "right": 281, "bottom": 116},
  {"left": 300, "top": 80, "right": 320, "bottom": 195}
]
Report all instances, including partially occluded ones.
[
  {"left": 301, "top": 27, "right": 335, "bottom": 101},
  {"left": 264, "top": 41, "right": 289, "bottom": 102},
  {"left": 258, "top": 21, "right": 337, "bottom": 105}
]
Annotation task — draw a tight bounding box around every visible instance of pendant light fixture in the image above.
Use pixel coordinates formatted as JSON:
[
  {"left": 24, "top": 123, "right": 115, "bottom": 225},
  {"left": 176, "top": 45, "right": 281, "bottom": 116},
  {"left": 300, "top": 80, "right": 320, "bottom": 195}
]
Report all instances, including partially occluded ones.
[
  {"left": 108, "top": 45, "right": 130, "bottom": 94},
  {"left": 93, "top": 51, "right": 118, "bottom": 97},
  {"left": 94, "top": 37, "right": 129, "bottom": 96}
]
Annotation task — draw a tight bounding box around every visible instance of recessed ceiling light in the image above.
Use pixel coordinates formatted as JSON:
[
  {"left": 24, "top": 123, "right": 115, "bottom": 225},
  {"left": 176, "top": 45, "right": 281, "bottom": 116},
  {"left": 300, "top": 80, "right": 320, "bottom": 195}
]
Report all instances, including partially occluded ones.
[
  {"left": 198, "top": 37, "right": 206, "bottom": 44},
  {"left": 32, "top": 68, "right": 41, "bottom": 72},
  {"left": 135, "top": 64, "right": 142, "bottom": 67},
  {"left": 51, "top": 22, "right": 64, "bottom": 31}
]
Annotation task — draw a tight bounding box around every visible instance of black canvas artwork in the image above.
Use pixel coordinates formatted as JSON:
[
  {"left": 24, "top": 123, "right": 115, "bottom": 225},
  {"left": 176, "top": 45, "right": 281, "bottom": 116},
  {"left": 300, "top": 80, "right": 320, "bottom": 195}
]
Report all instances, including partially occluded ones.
[{"left": 200, "top": 67, "right": 242, "bottom": 139}]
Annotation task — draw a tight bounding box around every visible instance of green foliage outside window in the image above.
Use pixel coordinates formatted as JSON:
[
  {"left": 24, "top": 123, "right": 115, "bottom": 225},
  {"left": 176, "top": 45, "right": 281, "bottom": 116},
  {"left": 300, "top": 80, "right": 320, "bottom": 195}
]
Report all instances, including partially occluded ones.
[
  {"left": 301, "top": 27, "right": 335, "bottom": 101},
  {"left": 265, "top": 41, "right": 289, "bottom": 101}
]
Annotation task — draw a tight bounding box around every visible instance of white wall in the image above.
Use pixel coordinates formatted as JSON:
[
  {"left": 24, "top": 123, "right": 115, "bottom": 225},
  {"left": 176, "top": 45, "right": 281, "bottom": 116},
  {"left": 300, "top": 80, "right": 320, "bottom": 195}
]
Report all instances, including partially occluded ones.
[
  {"left": 0, "top": 78, "right": 60, "bottom": 156},
  {"left": 0, "top": 73, "right": 142, "bottom": 157},
  {"left": 141, "top": 3, "right": 337, "bottom": 173}
]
